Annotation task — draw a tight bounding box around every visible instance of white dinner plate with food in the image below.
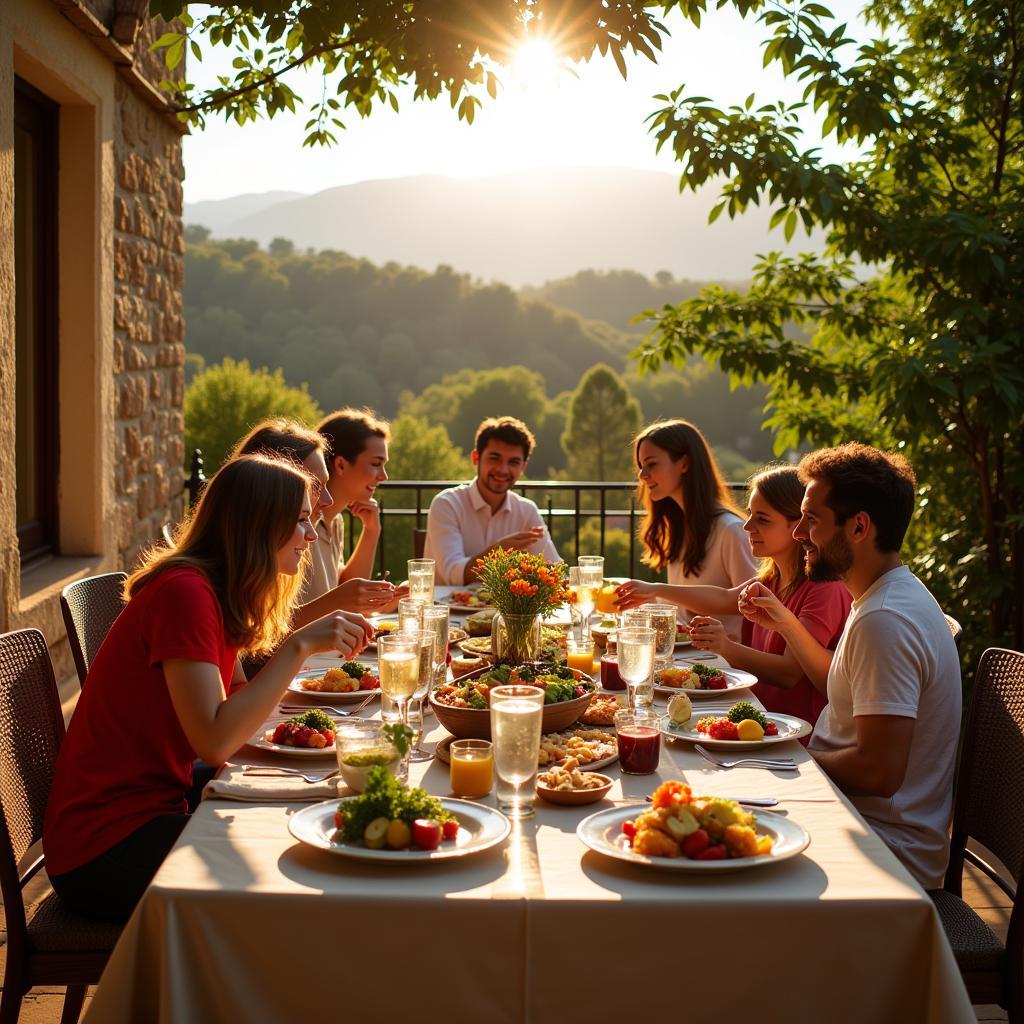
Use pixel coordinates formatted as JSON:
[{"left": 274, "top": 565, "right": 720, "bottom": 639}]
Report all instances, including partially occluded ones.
[
  {"left": 252, "top": 730, "right": 340, "bottom": 758},
  {"left": 287, "top": 668, "right": 380, "bottom": 700},
  {"left": 653, "top": 665, "right": 757, "bottom": 699},
  {"left": 577, "top": 805, "right": 809, "bottom": 872},
  {"left": 442, "top": 589, "right": 494, "bottom": 612},
  {"left": 660, "top": 711, "right": 812, "bottom": 749},
  {"left": 288, "top": 798, "right": 511, "bottom": 863},
  {"left": 458, "top": 636, "right": 494, "bottom": 658}
]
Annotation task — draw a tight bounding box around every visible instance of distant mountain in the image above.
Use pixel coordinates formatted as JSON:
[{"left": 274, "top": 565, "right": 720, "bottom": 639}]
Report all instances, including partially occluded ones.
[
  {"left": 184, "top": 191, "right": 304, "bottom": 234},
  {"left": 183, "top": 167, "right": 822, "bottom": 286}
]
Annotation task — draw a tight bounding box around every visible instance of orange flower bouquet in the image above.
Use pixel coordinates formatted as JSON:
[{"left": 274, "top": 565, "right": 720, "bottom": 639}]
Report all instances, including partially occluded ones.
[{"left": 475, "top": 550, "right": 568, "bottom": 663}]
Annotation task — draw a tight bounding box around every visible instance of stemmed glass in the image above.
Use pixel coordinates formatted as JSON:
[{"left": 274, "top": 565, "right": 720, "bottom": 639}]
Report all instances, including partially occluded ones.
[
  {"left": 376, "top": 634, "right": 420, "bottom": 778},
  {"left": 617, "top": 627, "right": 656, "bottom": 711},
  {"left": 577, "top": 558, "right": 603, "bottom": 640},
  {"left": 399, "top": 628, "right": 436, "bottom": 764},
  {"left": 566, "top": 567, "right": 588, "bottom": 641}
]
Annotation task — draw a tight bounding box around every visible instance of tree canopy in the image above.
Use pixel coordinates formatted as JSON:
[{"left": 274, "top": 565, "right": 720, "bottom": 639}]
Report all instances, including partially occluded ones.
[{"left": 562, "top": 364, "right": 642, "bottom": 480}]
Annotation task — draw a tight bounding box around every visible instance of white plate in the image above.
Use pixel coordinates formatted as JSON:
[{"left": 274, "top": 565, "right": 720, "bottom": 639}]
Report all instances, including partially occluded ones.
[
  {"left": 442, "top": 591, "right": 494, "bottom": 613},
  {"left": 654, "top": 666, "right": 757, "bottom": 699},
  {"left": 287, "top": 668, "right": 380, "bottom": 701},
  {"left": 252, "top": 732, "right": 339, "bottom": 758},
  {"left": 288, "top": 798, "right": 511, "bottom": 863},
  {"left": 577, "top": 804, "right": 810, "bottom": 872},
  {"left": 661, "top": 711, "right": 812, "bottom": 748}
]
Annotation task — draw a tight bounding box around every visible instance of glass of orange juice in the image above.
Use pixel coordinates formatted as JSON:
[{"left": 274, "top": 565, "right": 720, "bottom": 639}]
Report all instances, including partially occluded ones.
[
  {"left": 450, "top": 739, "right": 494, "bottom": 798},
  {"left": 566, "top": 637, "right": 596, "bottom": 677}
]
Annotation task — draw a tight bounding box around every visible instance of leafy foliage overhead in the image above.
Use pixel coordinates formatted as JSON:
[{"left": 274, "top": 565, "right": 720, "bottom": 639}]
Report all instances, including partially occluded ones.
[
  {"left": 632, "top": 0, "right": 1024, "bottom": 658},
  {"left": 150, "top": 0, "right": 683, "bottom": 145}
]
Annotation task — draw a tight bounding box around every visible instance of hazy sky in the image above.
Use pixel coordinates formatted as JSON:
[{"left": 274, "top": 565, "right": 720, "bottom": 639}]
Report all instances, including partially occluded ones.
[{"left": 183, "top": 2, "right": 869, "bottom": 204}]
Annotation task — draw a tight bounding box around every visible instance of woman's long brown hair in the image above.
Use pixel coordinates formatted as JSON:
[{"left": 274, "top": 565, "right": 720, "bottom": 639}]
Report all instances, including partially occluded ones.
[
  {"left": 749, "top": 464, "right": 807, "bottom": 601},
  {"left": 634, "top": 420, "right": 740, "bottom": 574},
  {"left": 126, "top": 455, "right": 309, "bottom": 654}
]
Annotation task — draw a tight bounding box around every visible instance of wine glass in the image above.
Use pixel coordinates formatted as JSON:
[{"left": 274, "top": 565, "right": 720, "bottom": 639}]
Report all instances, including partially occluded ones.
[
  {"left": 577, "top": 562, "right": 603, "bottom": 640},
  {"left": 616, "top": 627, "right": 656, "bottom": 710},
  {"left": 376, "top": 634, "right": 420, "bottom": 778},
  {"left": 398, "top": 627, "right": 435, "bottom": 763}
]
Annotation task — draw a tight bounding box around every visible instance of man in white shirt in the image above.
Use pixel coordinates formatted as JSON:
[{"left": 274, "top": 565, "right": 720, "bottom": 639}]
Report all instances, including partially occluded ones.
[
  {"left": 794, "top": 442, "right": 961, "bottom": 890},
  {"left": 424, "top": 416, "right": 560, "bottom": 585}
]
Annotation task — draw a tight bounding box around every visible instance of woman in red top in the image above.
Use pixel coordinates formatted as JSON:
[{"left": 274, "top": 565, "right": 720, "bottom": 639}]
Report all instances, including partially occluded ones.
[
  {"left": 43, "top": 455, "right": 373, "bottom": 922},
  {"left": 616, "top": 465, "right": 850, "bottom": 727}
]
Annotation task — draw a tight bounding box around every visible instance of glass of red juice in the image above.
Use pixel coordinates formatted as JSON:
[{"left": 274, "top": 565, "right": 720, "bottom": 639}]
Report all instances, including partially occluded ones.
[
  {"left": 600, "top": 653, "right": 625, "bottom": 691},
  {"left": 614, "top": 709, "right": 661, "bottom": 774}
]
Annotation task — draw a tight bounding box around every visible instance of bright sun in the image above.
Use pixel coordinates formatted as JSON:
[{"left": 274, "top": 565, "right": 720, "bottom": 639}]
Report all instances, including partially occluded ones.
[{"left": 509, "top": 38, "right": 563, "bottom": 90}]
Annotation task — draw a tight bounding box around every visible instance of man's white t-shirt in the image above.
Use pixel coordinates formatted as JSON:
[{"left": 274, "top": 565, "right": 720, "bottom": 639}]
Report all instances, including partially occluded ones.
[
  {"left": 810, "top": 565, "right": 961, "bottom": 889},
  {"left": 424, "top": 481, "right": 561, "bottom": 585}
]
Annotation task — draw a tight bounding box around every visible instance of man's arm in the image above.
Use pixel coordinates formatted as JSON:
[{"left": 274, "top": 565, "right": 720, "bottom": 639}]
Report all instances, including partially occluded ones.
[{"left": 812, "top": 714, "right": 916, "bottom": 797}]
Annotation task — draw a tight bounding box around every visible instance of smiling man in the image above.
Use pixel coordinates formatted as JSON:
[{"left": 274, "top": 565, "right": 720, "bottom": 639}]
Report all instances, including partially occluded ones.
[
  {"left": 424, "top": 416, "right": 560, "bottom": 585},
  {"left": 794, "top": 442, "right": 961, "bottom": 890}
]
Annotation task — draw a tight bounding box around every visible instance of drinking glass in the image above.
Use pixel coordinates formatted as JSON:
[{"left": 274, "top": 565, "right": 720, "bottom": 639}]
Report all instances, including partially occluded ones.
[
  {"left": 407, "top": 559, "right": 436, "bottom": 605},
  {"left": 489, "top": 684, "right": 544, "bottom": 819},
  {"left": 566, "top": 567, "right": 586, "bottom": 640},
  {"left": 641, "top": 602, "right": 677, "bottom": 668},
  {"left": 565, "top": 637, "right": 596, "bottom": 677},
  {"left": 449, "top": 739, "right": 494, "bottom": 798},
  {"left": 377, "top": 634, "right": 420, "bottom": 776},
  {"left": 421, "top": 605, "right": 450, "bottom": 685},
  {"left": 614, "top": 708, "right": 662, "bottom": 774},
  {"left": 398, "top": 628, "right": 436, "bottom": 763},
  {"left": 335, "top": 719, "right": 402, "bottom": 790},
  {"left": 577, "top": 562, "right": 603, "bottom": 640},
  {"left": 398, "top": 597, "right": 425, "bottom": 633},
  {"left": 617, "top": 627, "right": 656, "bottom": 710}
]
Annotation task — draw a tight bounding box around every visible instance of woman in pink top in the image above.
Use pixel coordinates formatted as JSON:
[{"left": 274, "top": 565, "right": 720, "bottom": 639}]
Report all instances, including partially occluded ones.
[{"left": 617, "top": 464, "right": 850, "bottom": 727}]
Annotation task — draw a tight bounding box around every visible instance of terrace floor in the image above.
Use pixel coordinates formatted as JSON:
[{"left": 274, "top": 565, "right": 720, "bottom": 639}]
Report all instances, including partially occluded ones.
[{"left": 0, "top": 676, "right": 1012, "bottom": 1022}]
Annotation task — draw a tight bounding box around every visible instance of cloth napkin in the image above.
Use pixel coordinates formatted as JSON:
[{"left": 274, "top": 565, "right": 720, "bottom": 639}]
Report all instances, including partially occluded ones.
[{"left": 203, "top": 762, "right": 342, "bottom": 803}]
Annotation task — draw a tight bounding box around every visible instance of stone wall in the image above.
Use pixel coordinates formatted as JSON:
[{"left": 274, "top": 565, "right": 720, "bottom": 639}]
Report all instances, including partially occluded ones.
[{"left": 112, "top": 73, "right": 186, "bottom": 568}]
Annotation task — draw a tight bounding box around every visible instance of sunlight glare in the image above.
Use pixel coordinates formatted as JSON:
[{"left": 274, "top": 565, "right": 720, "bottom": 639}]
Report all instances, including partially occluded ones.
[{"left": 509, "top": 38, "right": 563, "bottom": 91}]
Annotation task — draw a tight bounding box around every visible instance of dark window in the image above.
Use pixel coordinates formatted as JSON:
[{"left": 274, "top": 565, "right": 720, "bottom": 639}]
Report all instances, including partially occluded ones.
[{"left": 14, "top": 77, "right": 59, "bottom": 565}]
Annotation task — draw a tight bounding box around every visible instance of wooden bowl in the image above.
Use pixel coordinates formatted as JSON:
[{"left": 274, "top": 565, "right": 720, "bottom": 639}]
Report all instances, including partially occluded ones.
[
  {"left": 536, "top": 772, "right": 614, "bottom": 806},
  {"left": 429, "top": 665, "right": 596, "bottom": 740}
]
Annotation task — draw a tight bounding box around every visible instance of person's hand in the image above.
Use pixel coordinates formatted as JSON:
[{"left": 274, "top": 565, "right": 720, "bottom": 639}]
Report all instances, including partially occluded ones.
[
  {"left": 379, "top": 582, "right": 409, "bottom": 614},
  {"left": 614, "top": 579, "right": 659, "bottom": 611},
  {"left": 737, "top": 581, "right": 792, "bottom": 632},
  {"left": 687, "top": 615, "right": 731, "bottom": 655},
  {"left": 346, "top": 498, "right": 381, "bottom": 533},
  {"left": 335, "top": 577, "right": 396, "bottom": 615},
  {"left": 495, "top": 527, "right": 545, "bottom": 552},
  {"left": 294, "top": 610, "right": 374, "bottom": 659}
]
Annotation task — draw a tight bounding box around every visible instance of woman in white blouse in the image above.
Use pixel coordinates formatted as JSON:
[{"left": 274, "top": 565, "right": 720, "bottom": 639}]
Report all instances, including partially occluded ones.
[{"left": 619, "top": 419, "right": 757, "bottom": 639}]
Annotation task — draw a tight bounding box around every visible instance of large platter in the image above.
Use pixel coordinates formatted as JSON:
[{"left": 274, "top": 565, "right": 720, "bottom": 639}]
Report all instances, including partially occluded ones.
[
  {"left": 661, "top": 711, "right": 812, "bottom": 749},
  {"left": 288, "top": 798, "right": 511, "bottom": 863},
  {"left": 577, "top": 805, "right": 809, "bottom": 872},
  {"left": 287, "top": 668, "right": 380, "bottom": 701},
  {"left": 653, "top": 665, "right": 757, "bottom": 700}
]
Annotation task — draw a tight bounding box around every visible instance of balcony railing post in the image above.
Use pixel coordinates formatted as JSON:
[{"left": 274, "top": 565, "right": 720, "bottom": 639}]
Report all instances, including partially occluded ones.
[
  {"left": 599, "top": 487, "right": 606, "bottom": 555},
  {"left": 378, "top": 497, "right": 385, "bottom": 574},
  {"left": 574, "top": 487, "right": 581, "bottom": 561},
  {"left": 187, "top": 449, "right": 206, "bottom": 510},
  {"left": 629, "top": 495, "right": 636, "bottom": 579}
]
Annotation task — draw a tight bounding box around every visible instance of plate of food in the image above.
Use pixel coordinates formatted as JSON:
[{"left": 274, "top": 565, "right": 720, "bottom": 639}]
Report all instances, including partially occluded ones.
[
  {"left": 458, "top": 636, "right": 496, "bottom": 659},
  {"left": 661, "top": 700, "right": 811, "bottom": 748},
  {"left": 366, "top": 618, "right": 400, "bottom": 648},
  {"left": 288, "top": 664, "right": 381, "bottom": 699},
  {"left": 254, "top": 710, "right": 340, "bottom": 757},
  {"left": 654, "top": 662, "right": 756, "bottom": 698},
  {"left": 443, "top": 588, "right": 493, "bottom": 612},
  {"left": 577, "top": 692, "right": 625, "bottom": 727},
  {"left": 577, "top": 781, "right": 809, "bottom": 871},
  {"left": 288, "top": 767, "right": 510, "bottom": 863}
]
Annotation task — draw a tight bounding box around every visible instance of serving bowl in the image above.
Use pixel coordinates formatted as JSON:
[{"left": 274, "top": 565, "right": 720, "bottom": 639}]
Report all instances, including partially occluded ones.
[
  {"left": 536, "top": 771, "right": 614, "bottom": 806},
  {"left": 430, "top": 664, "right": 596, "bottom": 740}
]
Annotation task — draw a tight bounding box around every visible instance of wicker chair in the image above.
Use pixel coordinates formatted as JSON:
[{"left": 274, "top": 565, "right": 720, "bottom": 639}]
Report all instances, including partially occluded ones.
[
  {"left": 0, "top": 629, "right": 121, "bottom": 1024},
  {"left": 930, "top": 647, "right": 1024, "bottom": 1022},
  {"left": 945, "top": 614, "right": 964, "bottom": 649},
  {"left": 59, "top": 573, "right": 127, "bottom": 687}
]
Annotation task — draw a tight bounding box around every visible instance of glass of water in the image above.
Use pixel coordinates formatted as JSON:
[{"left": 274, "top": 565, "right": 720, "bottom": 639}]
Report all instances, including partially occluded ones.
[
  {"left": 407, "top": 559, "right": 436, "bottom": 605},
  {"left": 641, "top": 603, "right": 677, "bottom": 668},
  {"left": 489, "top": 684, "right": 545, "bottom": 819},
  {"left": 617, "top": 627, "right": 656, "bottom": 710},
  {"left": 398, "top": 597, "right": 425, "bottom": 633},
  {"left": 398, "top": 628, "right": 436, "bottom": 763},
  {"left": 421, "top": 605, "right": 450, "bottom": 685}
]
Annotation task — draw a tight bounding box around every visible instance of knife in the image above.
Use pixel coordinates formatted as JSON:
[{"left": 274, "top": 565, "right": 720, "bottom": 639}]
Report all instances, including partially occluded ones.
[{"left": 645, "top": 795, "right": 778, "bottom": 807}]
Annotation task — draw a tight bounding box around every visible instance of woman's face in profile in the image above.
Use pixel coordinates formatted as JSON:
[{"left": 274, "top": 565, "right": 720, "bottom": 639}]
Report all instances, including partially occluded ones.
[
  {"left": 277, "top": 494, "right": 317, "bottom": 575},
  {"left": 636, "top": 439, "right": 686, "bottom": 502}
]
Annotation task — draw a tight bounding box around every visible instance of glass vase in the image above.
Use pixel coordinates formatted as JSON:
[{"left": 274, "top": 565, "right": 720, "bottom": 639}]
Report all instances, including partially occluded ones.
[{"left": 491, "top": 612, "right": 542, "bottom": 665}]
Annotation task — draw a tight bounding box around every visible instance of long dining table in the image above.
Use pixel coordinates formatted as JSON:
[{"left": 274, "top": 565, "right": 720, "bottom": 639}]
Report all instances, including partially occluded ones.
[{"left": 84, "top": 588, "right": 972, "bottom": 1024}]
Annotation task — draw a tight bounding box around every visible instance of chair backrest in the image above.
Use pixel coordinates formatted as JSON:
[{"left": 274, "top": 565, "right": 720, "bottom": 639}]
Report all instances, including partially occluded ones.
[
  {"left": 412, "top": 529, "right": 427, "bottom": 560},
  {"left": 948, "top": 647, "right": 1024, "bottom": 889},
  {"left": 0, "top": 630, "right": 66, "bottom": 887},
  {"left": 945, "top": 614, "right": 963, "bottom": 649},
  {"left": 60, "top": 572, "right": 128, "bottom": 687}
]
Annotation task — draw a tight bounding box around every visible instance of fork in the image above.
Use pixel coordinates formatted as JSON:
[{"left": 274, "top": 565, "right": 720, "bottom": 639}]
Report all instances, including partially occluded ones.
[
  {"left": 279, "top": 692, "right": 376, "bottom": 716},
  {"left": 694, "top": 744, "right": 798, "bottom": 771},
  {"left": 241, "top": 767, "right": 340, "bottom": 784}
]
